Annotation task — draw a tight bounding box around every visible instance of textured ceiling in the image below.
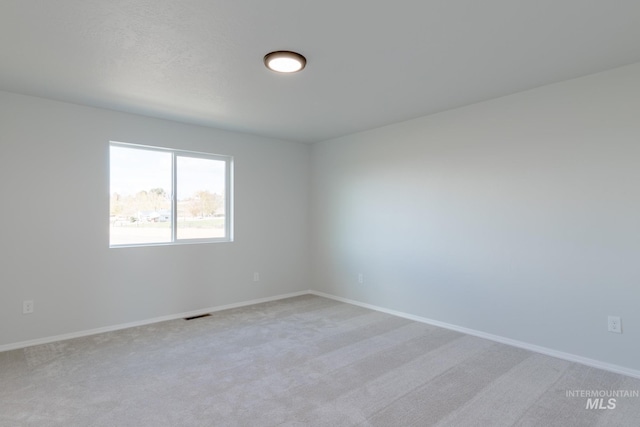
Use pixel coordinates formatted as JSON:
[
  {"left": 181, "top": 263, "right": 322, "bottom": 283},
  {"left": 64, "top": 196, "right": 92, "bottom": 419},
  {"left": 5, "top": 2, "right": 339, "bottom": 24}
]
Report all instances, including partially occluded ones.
[{"left": 1, "top": 1, "right": 640, "bottom": 143}]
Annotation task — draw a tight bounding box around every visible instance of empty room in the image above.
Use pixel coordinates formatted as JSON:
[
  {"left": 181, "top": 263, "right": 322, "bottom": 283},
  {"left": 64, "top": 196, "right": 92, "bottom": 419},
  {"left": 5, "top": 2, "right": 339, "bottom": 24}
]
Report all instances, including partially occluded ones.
[{"left": 1, "top": 1, "right": 640, "bottom": 426}]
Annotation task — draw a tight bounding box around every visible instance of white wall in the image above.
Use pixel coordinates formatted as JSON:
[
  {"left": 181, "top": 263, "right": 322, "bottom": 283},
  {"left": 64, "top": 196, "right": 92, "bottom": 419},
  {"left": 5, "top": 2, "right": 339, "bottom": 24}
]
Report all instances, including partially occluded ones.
[
  {"left": 0, "top": 91, "right": 310, "bottom": 347},
  {"left": 311, "top": 63, "right": 640, "bottom": 372},
  {"left": 3, "top": 62, "right": 640, "bottom": 374}
]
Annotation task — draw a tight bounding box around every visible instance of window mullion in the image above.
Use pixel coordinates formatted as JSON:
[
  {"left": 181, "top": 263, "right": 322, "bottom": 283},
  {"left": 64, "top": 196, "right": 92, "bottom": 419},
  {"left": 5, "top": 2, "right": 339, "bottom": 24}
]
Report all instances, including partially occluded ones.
[{"left": 171, "top": 153, "right": 177, "bottom": 242}]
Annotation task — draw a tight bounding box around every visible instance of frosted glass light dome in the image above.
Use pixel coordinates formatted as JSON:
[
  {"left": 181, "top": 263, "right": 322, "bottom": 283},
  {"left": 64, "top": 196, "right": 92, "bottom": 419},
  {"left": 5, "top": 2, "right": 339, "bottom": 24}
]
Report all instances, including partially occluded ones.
[{"left": 264, "top": 51, "right": 306, "bottom": 73}]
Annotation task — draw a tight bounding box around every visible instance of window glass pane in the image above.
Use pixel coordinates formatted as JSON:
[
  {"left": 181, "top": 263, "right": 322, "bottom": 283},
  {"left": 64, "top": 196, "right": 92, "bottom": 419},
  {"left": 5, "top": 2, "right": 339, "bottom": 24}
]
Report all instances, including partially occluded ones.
[
  {"left": 176, "top": 156, "right": 226, "bottom": 240},
  {"left": 109, "top": 146, "right": 172, "bottom": 245}
]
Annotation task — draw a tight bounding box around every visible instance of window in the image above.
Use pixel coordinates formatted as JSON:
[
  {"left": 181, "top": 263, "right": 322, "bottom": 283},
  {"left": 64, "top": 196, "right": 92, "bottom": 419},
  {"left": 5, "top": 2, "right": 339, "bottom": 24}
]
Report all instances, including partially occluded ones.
[{"left": 109, "top": 142, "right": 232, "bottom": 247}]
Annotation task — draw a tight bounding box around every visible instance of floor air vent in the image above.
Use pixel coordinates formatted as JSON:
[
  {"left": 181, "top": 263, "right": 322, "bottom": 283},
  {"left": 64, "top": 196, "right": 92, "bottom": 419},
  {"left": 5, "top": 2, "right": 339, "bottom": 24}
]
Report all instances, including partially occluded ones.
[{"left": 184, "top": 313, "right": 212, "bottom": 321}]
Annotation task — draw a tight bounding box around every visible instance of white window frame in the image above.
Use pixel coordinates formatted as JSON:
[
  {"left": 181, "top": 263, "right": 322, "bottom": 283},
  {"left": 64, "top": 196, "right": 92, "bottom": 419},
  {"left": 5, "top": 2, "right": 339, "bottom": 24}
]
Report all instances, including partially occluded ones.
[{"left": 109, "top": 141, "right": 233, "bottom": 248}]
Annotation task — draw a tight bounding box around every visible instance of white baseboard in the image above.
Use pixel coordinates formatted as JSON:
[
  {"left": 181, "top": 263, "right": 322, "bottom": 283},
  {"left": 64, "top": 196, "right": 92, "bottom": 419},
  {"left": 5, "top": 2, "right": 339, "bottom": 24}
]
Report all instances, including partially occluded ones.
[
  {"left": 5, "top": 289, "right": 639, "bottom": 380},
  {"left": 0, "top": 291, "right": 309, "bottom": 353},
  {"left": 309, "top": 290, "right": 640, "bottom": 380}
]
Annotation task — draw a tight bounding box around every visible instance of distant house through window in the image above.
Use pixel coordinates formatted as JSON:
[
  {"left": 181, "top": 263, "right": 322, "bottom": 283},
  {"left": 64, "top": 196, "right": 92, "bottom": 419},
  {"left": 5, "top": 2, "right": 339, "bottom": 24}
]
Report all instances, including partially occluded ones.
[{"left": 109, "top": 142, "right": 232, "bottom": 247}]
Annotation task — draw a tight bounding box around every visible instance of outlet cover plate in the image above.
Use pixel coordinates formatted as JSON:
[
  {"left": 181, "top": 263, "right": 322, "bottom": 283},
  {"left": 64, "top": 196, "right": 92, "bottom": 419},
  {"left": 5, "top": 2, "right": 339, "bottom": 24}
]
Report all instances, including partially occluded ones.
[
  {"left": 608, "top": 316, "right": 622, "bottom": 333},
  {"left": 23, "top": 300, "right": 34, "bottom": 314}
]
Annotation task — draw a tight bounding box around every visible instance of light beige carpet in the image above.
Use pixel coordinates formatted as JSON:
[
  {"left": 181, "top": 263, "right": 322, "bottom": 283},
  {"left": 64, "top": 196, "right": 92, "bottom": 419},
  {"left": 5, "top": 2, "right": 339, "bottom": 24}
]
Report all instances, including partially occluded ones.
[{"left": 1, "top": 295, "right": 639, "bottom": 426}]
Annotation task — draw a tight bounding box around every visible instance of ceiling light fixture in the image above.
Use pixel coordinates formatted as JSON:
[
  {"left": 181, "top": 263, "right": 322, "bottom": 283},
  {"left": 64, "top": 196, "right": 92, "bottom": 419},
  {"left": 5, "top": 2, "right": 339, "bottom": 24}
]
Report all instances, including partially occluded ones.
[{"left": 264, "top": 51, "right": 306, "bottom": 73}]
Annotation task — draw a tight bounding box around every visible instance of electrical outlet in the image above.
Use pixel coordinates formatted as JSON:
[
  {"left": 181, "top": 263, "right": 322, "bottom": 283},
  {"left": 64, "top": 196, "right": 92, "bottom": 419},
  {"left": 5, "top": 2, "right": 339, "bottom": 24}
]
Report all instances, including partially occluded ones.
[
  {"left": 358, "top": 273, "right": 364, "bottom": 284},
  {"left": 23, "top": 300, "right": 34, "bottom": 314},
  {"left": 608, "top": 316, "right": 621, "bottom": 334},
  {"left": 253, "top": 272, "right": 260, "bottom": 282}
]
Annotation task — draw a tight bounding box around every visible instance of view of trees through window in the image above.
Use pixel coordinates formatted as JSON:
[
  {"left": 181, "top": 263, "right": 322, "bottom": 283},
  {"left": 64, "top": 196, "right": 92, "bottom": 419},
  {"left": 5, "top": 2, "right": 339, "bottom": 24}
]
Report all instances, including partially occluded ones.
[{"left": 109, "top": 143, "right": 230, "bottom": 246}]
